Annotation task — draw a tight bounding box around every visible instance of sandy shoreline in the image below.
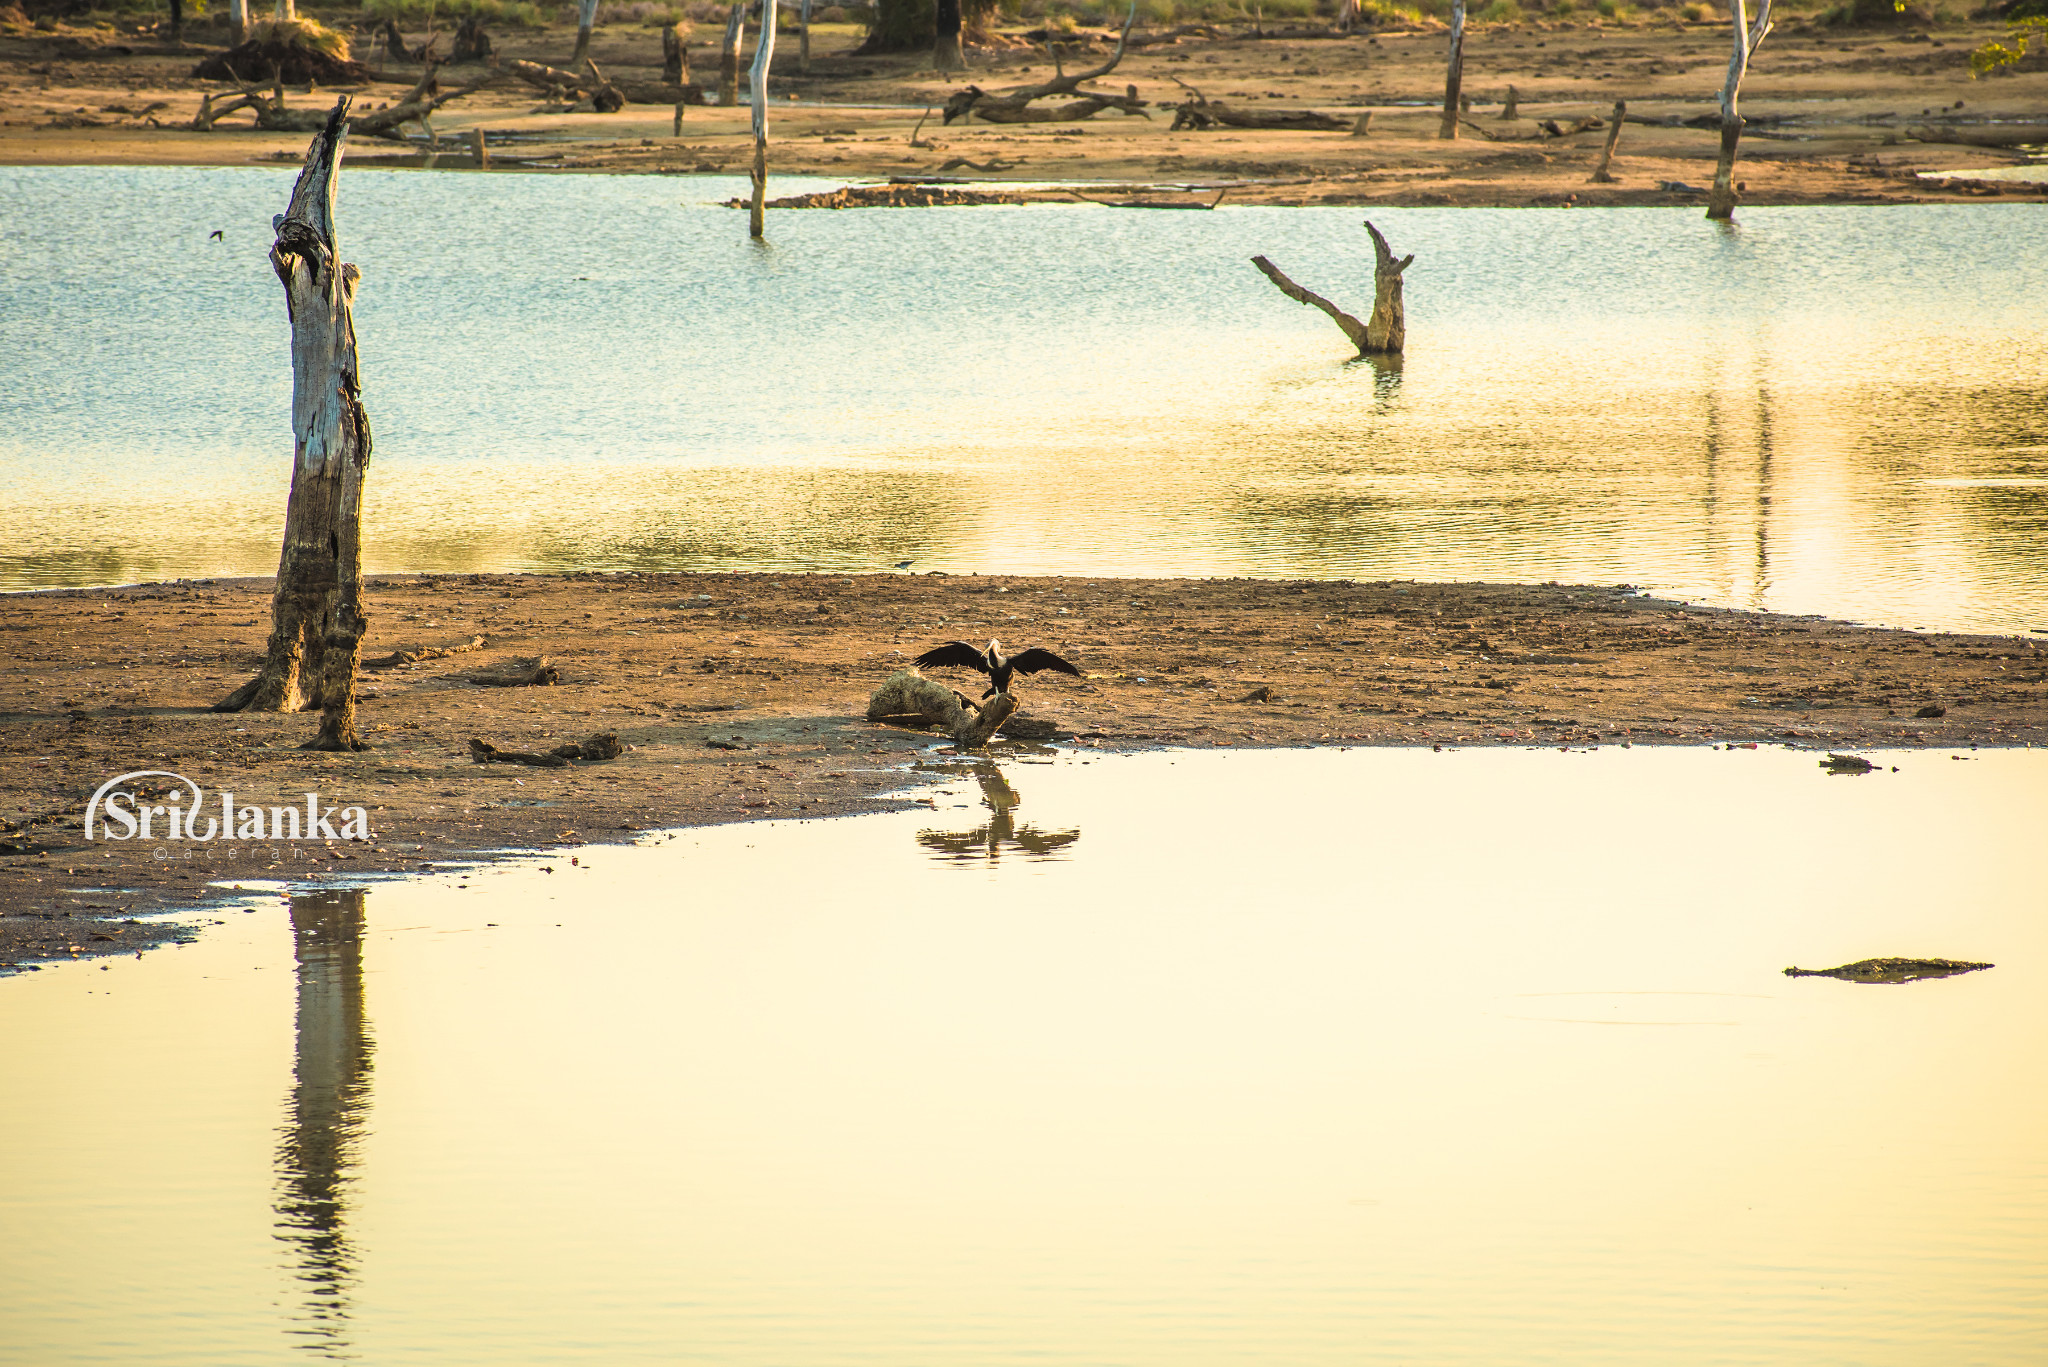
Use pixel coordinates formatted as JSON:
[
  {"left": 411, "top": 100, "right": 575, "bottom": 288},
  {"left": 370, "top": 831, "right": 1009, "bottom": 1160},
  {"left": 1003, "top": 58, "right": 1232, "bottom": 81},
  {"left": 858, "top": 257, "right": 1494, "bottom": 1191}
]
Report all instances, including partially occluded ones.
[
  {"left": 3, "top": 14, "right": 2044, "bottom": 205},
  {"left": 3, "top": 569, "right": 2043, "bottom": 971}
]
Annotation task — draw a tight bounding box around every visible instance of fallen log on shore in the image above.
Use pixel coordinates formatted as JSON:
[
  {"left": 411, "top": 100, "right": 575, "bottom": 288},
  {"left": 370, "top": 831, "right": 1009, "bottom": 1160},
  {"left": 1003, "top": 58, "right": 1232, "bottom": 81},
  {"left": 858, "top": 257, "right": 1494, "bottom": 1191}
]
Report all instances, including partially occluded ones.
[
  {"left": 867, "top": 670, "right": 1017, "bottom": 747},
  {"left": 503, "top": 56, "right": 706, "bottom": 106}
]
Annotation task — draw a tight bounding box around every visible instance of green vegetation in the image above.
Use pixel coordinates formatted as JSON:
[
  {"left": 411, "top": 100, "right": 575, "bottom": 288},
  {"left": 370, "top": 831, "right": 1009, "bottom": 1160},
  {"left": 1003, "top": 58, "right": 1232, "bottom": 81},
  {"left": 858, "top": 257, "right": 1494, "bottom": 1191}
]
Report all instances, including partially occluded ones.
[
  {"left": 1970, "top": 11, "right": 2046, "bottom": 72},
  {"left": 356, "top": 0, "right": 546, "bottom": 25}
]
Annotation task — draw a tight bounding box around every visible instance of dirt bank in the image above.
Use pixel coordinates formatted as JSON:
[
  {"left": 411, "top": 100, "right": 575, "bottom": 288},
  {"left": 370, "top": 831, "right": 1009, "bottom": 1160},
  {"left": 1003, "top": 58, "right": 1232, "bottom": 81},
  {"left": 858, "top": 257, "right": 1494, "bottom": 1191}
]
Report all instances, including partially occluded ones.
[
  {"left": 4, "top": 570, "right": 2044, "bottom": 971},
  {"left": 2, "top": 12, "right": 2043, "bottom": 204}
]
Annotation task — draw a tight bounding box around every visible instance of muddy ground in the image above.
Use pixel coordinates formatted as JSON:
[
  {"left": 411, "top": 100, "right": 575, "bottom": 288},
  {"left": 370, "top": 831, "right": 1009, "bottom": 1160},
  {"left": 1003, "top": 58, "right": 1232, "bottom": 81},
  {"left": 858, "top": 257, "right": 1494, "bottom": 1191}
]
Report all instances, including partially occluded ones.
[
  {"left": 2, "top": 9, "right": 2044, "bottom": 203},
  {"left": 3, "top": 570, "right": 2044, "bottom": 971}
]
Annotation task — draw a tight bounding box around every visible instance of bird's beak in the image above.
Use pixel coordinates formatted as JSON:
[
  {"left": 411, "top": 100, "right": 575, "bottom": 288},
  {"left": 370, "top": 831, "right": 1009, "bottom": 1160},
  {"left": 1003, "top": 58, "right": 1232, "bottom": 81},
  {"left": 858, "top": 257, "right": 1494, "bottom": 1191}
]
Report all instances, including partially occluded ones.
[{"left": 988, "top": 639, "right": 1001, "bottom": 654}]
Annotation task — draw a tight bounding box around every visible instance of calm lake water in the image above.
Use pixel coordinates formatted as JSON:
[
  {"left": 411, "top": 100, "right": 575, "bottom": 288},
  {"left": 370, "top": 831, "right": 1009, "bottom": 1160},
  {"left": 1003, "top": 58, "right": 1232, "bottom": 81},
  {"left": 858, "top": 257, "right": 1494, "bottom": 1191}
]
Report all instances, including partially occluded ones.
[
  {"left": 2, "top": 169, "right": 2044, "bottom": 634},
  {"left": 2, "top": 746, "right": 2045, "bottom": 1365}
]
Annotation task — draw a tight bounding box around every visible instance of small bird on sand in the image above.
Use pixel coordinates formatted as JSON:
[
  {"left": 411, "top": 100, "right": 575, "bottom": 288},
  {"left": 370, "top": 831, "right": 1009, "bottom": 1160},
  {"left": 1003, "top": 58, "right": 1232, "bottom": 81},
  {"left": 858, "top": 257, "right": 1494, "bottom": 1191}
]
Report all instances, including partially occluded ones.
[
  {"left": 894, "top": 559, "right": 916, "bottom": 571},
  {"left": 915, "top": 638, "right": 1082, "bottom": 699}
]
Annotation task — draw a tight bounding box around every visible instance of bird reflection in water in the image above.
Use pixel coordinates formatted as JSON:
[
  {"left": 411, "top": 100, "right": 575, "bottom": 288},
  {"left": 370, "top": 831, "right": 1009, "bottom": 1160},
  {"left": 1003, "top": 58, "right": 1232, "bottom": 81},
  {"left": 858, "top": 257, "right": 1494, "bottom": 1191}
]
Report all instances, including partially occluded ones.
[
  {"left": 273, "top": 888, "right": 375, "bottom": 1357},
  {"left": 916, "top": 761, "right": 1080, "bottom": 864}
]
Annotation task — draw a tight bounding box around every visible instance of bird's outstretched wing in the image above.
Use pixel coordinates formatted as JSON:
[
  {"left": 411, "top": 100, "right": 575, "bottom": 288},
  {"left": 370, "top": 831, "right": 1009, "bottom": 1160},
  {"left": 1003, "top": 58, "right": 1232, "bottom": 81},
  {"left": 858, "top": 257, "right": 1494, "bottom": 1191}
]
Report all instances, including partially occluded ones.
[
  {"left": 914, "top": 641, "right": 991, "bottom": 675},
  {"left": 1009, "top": 647, "right": 1082, "bottom": 678}
]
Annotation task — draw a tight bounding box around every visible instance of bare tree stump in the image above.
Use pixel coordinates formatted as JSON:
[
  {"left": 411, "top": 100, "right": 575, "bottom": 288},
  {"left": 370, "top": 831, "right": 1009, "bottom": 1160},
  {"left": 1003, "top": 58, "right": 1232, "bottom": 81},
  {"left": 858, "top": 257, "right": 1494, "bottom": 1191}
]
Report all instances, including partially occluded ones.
[
  {"left": 719, "top": 3, "right": 744, "bottom": 106},
  {"left": 1589, "top": 98, "right": 1624, "bottom": 182},
  {"left": 213, "top": 99, "right": 372, "bottom": 753},
  {"left": 1350, "top": 111, "right": 1371, "bottom": 137},
  {"left": 1439, "top": 0, "right": 1465, "bottom": 140},
  {"left": 867, "top": 671, "right": 1019, "bottom": 747},
  {"left": 1250, "top": 218, "right": 1411, "bottom": 356},
  {"left": 1499, "top": 83, "right": 1518, "bottom": 119},
  {"left": 1709, "top": 0, "right": 1773, "bottom": 220}
]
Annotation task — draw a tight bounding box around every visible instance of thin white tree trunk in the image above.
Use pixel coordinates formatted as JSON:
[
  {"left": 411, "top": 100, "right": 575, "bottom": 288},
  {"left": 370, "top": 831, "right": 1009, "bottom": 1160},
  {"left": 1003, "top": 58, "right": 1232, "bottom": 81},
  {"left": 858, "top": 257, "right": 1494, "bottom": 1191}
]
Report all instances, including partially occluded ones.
[
  {"left": 1590, "top": 98, "right": 1624, "bottom": 182},
  {"left": 720, "top": 3, "right": 744, "bottom": 105},
  {"left": 1438, "top": 0, "right": 1465, "bottom": 140},
  {"left": 749, "top": 0, "right": 778, "bottom": 238},
  {"left": 799, "top": 0, "right": 811, "bottom": 73},
  {"left": 275, "top": 0, "right": 294, "bottom": 21},
  {"left": 1709, "top": 0, "right": 1772, "bottom": 220},
  {"left": 573, "top": 0, "right": 599, "bottom": 66},
  {"left": 229, "top": 0, "right": 247, "bottom": 43}
]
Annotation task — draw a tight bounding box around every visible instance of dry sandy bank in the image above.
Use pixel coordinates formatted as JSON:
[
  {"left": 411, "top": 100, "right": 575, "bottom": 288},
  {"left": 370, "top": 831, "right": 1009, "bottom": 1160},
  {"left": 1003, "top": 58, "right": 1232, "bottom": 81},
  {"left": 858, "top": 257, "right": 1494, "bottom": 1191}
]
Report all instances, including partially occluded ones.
[{"left": 3, "top": 570, "right": 2044, "bottom": 971}]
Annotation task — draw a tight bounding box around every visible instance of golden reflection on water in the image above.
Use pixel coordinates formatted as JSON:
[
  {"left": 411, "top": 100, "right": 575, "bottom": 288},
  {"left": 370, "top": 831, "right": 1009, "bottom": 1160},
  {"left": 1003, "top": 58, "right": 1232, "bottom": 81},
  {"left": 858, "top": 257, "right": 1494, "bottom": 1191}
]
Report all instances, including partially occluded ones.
[
  {"left": 1, "top": 747, "right": 2043, "bottom": 1365},
  {"left": 917, "top": 761, "right": 1081, "bottom": 864}
]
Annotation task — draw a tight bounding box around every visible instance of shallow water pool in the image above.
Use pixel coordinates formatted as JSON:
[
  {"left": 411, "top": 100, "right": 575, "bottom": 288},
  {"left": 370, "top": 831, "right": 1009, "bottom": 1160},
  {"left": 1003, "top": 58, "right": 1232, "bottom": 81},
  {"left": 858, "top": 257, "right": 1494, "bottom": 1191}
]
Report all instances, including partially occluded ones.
[{"left": 2, "top": 745, "right": 2044, "bottom": 1364}]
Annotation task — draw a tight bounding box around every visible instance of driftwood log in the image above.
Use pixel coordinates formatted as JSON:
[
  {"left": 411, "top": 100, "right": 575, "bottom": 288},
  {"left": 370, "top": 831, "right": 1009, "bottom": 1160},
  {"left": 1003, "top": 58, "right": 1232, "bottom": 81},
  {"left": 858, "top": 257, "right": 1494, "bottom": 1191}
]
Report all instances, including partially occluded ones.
[
  {"left": 1590, "top": 98, "right": 1625, "bottom": 181},
  {"left": 504, "top": 57, "right": 704, "bottom": 106},
  {"left": 1167, "top": 75, "right": 1345, "bottom": 131},
  {"left": 1709, "top": 0, "right": 1774, "bottom": 219},
  {"left": 1250, "top": 219, "right": 1411, "bottom": 356},
  {"left": 470, "top": 657, "right": 561, "bottom": 687},
  {"left": 943, "top": 4, "right": 1146, "bottom": 125},
  {"left": 362, "top": 635, "right": 484, "bottom": 669},
  {"left": 213, "top": 99, "right": 372, "bottom": 752},
  {"left": 193, "top": 64, "right": 494, "bottom": 139},
  {"left": 469, "top": 732, "right": 622, "bottom": 768},
  {"left": 867, "top": 670, "right": 1019, "bottom": 747}
]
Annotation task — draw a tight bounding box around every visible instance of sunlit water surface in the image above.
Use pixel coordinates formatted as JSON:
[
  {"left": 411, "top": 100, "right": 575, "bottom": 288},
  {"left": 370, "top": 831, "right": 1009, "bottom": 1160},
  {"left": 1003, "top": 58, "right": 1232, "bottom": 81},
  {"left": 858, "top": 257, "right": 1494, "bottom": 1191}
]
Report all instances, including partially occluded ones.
[
  {"left": 2, "top": 746, "right": 2044, "bottom": 1365},
  {"left": 2, "top": 170, "right": 2044, "bottom": 633}
]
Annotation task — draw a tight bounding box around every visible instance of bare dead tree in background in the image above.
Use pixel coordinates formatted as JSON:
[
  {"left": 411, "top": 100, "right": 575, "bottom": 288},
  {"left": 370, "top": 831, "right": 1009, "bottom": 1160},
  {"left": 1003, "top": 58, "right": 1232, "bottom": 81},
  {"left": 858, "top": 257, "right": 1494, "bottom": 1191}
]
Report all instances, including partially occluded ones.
[
  {"left": 1439, "top": 0, "right": 1466, "bottom": 139},
  {"left": 749, "top": 0, "right": 778, "bottom": 238},
  {"left": 720, "top": 2, "right": 745, "bottom": 105},
  {"left": 572, "top": 0, "right": 599, "bottom": 65},
  {"left": 1709, "top": 0, "right": 1773, "bottom": 219},
  {"left": 214, "top": 100, "right": 373, "bottom": 752}
]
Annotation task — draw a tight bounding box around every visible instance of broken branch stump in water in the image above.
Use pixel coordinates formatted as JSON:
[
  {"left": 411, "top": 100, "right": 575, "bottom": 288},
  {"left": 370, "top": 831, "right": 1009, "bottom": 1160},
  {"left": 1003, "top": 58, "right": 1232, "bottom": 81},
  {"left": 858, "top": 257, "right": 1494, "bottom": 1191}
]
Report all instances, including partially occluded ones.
[
  {"left": 469, "top": 656, "right": 561, "bottom": 687},
  {"left": 1250, "top": 218, "right": 1411, "bottom": 356},
  {"left": 867, "top": 670, "right": 1019, "bottom": 747},
  {"left": 469, "top": 732, "right": 622, "bottom": 768}
]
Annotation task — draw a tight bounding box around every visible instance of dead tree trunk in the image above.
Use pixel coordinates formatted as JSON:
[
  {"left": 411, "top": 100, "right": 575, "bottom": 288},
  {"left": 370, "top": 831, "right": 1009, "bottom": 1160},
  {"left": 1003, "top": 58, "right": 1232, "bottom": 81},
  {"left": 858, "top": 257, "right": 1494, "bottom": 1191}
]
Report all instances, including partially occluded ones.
[
  {"left": 1439, "top": 0, "right": 1465, "bottom": 139},
  {"left": 1590, "top": 97, "right": 1624, "bottom": 181},
  {"left": 214, "top": 99, "right": 372, "bottom": 753},
  {"left": 1709, "top": 0, "right": 1772, "bottom": 220},
  {"left": 1250, "top": 218, "right": 1411, "bottom": 357},
  {"left": 169, "top": 0, "right": 183, "bottom": 41},
  {"left": 867, "top": 671, "right": 1019, "bottom": 747},
  {"left": 572, "top": 0, "right": 599, "bottom": 66},
  {"left": 933, "top": 0, "right": 963, "bottom": 71},
  {"left": 275, "top": 0, "right": 294, "bottom": 21},
  {"left": 229, "top": 0, "right": 247, "bottom": 45},
  {"left": 662, "top": 20, "right": 689, "bottom": 83},
  {"left": 749, "top": 0, "right": 777, "bottom": 239},
  {"left": 798, "top": 0, "right": 811, "bottom": 72},
  {"left": 1499, "top": 83, "right": 1518, "bottom": 119},
  {"left": 720, "top": 3, "right": 745, "bottom": 106},
  {"left": 942, "top": 3, "right": 1140, "bottom": 124}
]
